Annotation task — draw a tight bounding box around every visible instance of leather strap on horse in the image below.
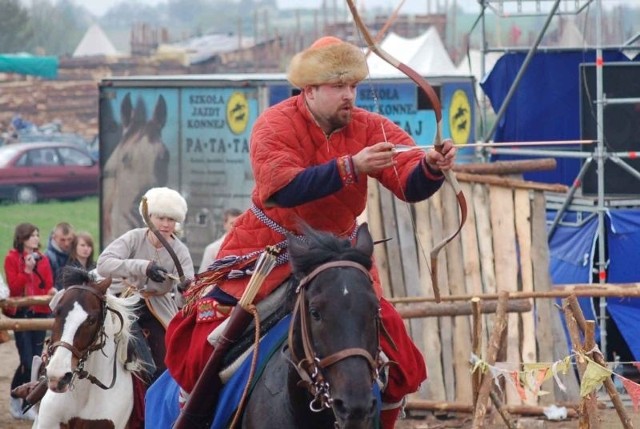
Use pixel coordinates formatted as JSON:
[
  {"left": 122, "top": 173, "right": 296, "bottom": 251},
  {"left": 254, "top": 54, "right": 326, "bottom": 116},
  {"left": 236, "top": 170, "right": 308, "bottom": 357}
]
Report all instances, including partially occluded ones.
[
  {"left": 287, "top": 260, "right": 382, "bottom": 407},
  {"left": 140, "top": 196, "right": 185, "bottom": 284}
]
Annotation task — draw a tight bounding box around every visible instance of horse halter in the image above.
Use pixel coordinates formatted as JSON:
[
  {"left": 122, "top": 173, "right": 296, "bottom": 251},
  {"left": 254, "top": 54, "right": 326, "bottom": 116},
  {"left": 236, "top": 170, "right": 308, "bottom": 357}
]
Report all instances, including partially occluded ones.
[
  {"left": 287, "top": 260, "right": 384, "bottom": 413},
  {"left": 47, "top": 284, "right": 124, "bottom": 390}
]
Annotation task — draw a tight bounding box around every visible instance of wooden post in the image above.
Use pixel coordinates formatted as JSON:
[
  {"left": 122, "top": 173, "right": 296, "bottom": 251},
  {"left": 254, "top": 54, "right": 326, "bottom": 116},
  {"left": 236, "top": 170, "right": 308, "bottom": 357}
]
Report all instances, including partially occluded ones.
[
  {"left": 566, "top": 296, "right": 634, "bottom": 429},
  {"left": 471, "top": 297, "right": 482, "bottom": 407},
  {"left": 562, "top": 297, "right": 595, "bottom": 429},
  {"left": 472, "top": 291, "right": 509, "bottom": 428},
  {"left": 583, "top": 321, "right": 600, "bottom": 428}
]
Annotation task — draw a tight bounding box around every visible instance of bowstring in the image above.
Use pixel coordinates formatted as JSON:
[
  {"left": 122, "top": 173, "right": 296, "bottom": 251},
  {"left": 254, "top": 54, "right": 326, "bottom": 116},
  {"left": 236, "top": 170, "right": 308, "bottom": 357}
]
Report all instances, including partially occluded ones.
[{"left": 349, "top": 5, "right": 434, "bottom": 278}]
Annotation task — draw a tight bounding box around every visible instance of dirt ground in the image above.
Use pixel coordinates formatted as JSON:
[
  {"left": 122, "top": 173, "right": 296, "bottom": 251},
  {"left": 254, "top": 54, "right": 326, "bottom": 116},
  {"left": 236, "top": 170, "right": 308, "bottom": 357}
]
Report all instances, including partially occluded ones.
[{"left": 1, "top": 337, "right": 639, "bottom": 429}]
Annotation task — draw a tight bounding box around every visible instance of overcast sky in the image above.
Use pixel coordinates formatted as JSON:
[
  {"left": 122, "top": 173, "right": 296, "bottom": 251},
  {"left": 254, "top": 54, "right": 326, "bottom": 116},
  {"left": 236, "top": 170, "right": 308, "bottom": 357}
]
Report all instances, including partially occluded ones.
[{"left": 40, "top": 0, "right": 638, "bottom": 17}]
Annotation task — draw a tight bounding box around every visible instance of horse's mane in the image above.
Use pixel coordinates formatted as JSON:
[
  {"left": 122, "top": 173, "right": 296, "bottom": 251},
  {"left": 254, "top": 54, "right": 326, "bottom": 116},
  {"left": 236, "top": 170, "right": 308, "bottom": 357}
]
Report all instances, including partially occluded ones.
[
  {"left": 61, "top": 266, "right": 140, "bottom": 368},
  {"left": 288, "top": 225, "right": 373, "bottom": 276}
]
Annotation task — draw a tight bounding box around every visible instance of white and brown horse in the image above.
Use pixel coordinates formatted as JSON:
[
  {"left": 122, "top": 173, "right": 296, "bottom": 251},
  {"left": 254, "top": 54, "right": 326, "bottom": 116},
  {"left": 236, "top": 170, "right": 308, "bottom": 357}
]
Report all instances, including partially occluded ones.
[{"left": 35, "top": 269, "right": 140, "bottom": 429}]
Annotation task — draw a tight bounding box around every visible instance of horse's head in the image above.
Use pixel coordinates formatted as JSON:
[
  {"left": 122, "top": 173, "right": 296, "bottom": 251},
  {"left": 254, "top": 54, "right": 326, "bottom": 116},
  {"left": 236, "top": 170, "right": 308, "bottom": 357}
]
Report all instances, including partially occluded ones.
[
  {"left": 45, "top": 269, "right": 111, "bottom": 393},
  {"left": 287, "top": 223, "right": 381, "bottom": 429},
  {"left": 102, "top": 92, "right": 170, "bottom": 242}
]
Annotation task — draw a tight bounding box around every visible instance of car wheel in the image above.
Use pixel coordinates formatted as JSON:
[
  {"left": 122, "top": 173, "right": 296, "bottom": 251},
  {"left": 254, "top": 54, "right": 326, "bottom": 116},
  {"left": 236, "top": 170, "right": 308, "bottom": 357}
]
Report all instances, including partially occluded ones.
[{"left": 15, "top": 186, "right": 38, "bottom": 204}]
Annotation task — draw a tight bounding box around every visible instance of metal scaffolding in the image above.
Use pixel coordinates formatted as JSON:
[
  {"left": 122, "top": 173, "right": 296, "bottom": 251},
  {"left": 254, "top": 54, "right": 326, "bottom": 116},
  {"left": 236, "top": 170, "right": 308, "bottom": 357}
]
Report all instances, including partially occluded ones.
[{"left": 474, "top": 0, "right": 640, "bottom": 358}]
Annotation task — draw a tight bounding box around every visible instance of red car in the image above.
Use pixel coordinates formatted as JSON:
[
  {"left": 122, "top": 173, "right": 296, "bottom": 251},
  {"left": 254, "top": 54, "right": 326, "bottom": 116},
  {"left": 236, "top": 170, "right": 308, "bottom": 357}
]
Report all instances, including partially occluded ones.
[{"left": 0, "top": 142, "right": 99, "bottom": 204}]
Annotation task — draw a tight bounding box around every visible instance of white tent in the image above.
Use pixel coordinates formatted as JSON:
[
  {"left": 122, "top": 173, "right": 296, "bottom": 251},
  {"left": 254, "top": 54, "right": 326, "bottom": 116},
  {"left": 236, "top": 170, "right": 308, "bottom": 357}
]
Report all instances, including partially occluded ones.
[
  {"left": 366, "top": 27, "right": 462, "bottom": 77},
  {"left": 73, "top": 24, "right": 119, "bottom": 57}
]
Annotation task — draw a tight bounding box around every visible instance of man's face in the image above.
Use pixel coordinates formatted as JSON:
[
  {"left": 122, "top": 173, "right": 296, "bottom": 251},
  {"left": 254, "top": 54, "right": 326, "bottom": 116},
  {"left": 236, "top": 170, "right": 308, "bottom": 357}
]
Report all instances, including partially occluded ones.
[
  {"left": 223, "top": 214, "right": 240, "bottom": 233},
  {"left": 54, "top": 230, "right": 74, "bottom": 252},
  {"left": 305, "top": 82, "right": 358, "bottom": 133}
]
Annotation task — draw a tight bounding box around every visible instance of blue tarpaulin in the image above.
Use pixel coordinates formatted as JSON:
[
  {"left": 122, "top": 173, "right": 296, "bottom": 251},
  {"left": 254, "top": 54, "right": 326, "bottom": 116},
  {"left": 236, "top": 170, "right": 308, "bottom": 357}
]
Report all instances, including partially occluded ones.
[
  {"left": 480, "top": 50, "right": 634, "bottom": 185},
  {"left": 548, "top": 209, "right": 640, "bottom": 359},
  {"left": 0, "top": 53, "right": 58, "bottom": 78}
]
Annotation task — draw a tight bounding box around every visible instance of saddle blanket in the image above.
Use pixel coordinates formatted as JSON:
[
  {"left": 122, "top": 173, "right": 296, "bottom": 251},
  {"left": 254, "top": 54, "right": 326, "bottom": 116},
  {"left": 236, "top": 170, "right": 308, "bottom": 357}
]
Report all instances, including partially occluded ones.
[{"left": 145, "top": 314, "right": 291, "bottom": 429}]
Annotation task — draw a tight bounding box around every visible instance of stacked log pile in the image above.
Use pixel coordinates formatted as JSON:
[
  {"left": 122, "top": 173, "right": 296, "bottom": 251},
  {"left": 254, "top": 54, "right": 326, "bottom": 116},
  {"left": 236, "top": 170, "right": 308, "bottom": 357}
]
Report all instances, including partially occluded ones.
[{"left": 0, "top": 56, "right": 189, "bottom": 140}]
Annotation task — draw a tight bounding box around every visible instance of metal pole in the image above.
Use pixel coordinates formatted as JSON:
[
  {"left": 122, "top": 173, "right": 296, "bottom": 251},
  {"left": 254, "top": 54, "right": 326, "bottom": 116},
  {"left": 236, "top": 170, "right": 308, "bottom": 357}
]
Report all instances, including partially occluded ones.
[
  {"left": 594, "top": 0, "right": 608, "bottom": 359},
  {"left": 548, "top": 157, "right": 593, "bottom": 239},
  {"left": 483, "top": 0, "right": 563, "bottom": 142}
]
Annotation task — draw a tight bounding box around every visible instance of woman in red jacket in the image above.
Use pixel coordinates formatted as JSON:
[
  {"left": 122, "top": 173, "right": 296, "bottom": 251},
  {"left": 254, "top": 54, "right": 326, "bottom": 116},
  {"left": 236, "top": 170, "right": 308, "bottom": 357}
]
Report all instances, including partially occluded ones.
[{"left": 3, "top": 222, "right": 54, "bottom": 420}]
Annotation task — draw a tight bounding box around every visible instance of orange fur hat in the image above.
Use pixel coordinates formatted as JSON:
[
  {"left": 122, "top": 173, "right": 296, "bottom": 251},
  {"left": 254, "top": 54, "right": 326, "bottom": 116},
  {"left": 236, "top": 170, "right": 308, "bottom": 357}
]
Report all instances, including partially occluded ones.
[{"left": 287, "top": 36, "right": 368, "bottom": 88}]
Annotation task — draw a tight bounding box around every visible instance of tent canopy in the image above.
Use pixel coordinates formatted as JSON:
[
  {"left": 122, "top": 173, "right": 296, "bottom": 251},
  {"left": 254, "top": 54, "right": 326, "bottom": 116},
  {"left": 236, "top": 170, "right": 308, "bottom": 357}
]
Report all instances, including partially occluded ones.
[
  {"left": 367, "top": 28, "right": 462, "bottom": 77},
  {"left": 0, "top": 53, "right": 58, "bottom": 78},
  {"left": 73, "top": 24, "right": 119, "bottom": 58}
]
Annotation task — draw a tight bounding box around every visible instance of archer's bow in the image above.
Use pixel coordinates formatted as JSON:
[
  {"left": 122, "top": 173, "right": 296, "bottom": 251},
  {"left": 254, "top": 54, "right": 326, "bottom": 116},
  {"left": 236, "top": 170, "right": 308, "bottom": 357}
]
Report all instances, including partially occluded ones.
[{"left": 346, "top": 0, "right": 467, "bottom": 302}]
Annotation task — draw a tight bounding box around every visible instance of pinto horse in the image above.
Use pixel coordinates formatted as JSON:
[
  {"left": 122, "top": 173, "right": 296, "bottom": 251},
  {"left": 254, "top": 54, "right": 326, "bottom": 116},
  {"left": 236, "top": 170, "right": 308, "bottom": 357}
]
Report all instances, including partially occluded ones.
[
  {"left": 241, "top": 224, "right": 383, "bottom": 429},
  {"left": 35, "top": 269, "right": 140, "bottom": 429}
]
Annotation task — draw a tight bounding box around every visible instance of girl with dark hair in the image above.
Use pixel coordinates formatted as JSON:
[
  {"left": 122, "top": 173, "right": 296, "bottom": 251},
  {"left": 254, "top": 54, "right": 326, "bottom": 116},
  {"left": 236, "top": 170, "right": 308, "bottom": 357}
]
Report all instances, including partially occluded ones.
[
  {"left": 3, "top": 222, "right": 54, "bottom": 420},
  {"left": 65, "top": 231, "right": 96, "bottom": 271}
]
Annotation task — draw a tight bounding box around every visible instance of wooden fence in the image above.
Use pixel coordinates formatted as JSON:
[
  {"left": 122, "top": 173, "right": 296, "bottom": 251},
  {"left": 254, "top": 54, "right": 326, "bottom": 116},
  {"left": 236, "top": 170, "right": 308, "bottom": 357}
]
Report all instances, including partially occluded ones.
[{"left": 360, "top": 171, "right": 580, "bottom": 406}]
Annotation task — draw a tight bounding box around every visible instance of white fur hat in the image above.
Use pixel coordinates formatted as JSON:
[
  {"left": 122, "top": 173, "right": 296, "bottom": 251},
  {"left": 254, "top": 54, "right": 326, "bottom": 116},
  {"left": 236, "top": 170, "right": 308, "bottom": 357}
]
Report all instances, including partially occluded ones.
[
  {"left": 287, "top": 36, "right": 368, "bottom": 88},
  {"left": 139, "top": 187, "right": 188, "bottom": 224}
]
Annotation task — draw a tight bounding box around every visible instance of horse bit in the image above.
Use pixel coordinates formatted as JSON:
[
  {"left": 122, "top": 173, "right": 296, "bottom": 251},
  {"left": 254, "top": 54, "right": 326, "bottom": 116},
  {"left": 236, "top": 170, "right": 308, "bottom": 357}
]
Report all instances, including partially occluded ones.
[
  {"left": 287, "top": 260, "right": 387, "bottom": 414},
  {"left": 45, "top": 285, "right": 125, "bottom": 390}
]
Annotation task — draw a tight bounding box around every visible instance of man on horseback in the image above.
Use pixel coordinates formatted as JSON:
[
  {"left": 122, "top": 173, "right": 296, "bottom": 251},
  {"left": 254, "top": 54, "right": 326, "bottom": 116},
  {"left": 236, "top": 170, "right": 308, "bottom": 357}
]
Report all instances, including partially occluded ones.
[
  {"left": 165, "top": 37, "right": 456, "bottom": 428},
  {"left": 97, "top": 186, "right": 195, "bottom": 381}
]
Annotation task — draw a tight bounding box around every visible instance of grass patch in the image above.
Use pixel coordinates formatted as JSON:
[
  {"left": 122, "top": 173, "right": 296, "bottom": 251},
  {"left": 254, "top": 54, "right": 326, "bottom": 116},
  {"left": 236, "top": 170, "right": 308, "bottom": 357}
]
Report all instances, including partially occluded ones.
[{"left": 0, "top": 197, "right": 99, "bottom": 278}]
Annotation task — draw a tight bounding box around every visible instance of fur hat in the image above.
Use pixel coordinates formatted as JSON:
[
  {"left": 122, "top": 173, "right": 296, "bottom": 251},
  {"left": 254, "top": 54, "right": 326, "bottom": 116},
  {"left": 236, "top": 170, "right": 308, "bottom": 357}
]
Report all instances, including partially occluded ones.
[
  {"left": 287, "top": 36, "right": 368, "bottom": 88},
  {"left": 139, "top": 187, "right": 187, "bottom": 224}
]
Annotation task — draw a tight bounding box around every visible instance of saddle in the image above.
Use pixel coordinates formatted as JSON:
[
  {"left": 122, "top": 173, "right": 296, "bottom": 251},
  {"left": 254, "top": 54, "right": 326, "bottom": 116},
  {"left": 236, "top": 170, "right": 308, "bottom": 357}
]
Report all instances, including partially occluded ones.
[{"left": 208, "top": 281, "right": 291, "bottom": 383}]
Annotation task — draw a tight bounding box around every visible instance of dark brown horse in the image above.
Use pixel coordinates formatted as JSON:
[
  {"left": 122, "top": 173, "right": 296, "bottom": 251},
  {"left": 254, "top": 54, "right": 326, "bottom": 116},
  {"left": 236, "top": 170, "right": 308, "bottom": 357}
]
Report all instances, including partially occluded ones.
[{"left": 241, "top": 224, "right": 383, "bottom": 429}]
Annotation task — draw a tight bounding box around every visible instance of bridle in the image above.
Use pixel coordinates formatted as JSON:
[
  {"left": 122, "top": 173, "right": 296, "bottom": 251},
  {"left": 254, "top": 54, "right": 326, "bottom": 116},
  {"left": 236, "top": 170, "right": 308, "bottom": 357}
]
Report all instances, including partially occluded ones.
[
  {"left": 286, "top": 260, "right": 384, "bottom": 413},
  {"left": 46, "top": 285, "right": 124, "bottom": 390}
]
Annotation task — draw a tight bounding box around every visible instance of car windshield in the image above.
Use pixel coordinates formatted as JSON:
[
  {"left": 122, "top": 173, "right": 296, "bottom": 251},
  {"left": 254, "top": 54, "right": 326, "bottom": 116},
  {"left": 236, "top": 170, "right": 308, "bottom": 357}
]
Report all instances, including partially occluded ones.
[{"left": 0, "top": 146, "right": 20, "bottom": 167}]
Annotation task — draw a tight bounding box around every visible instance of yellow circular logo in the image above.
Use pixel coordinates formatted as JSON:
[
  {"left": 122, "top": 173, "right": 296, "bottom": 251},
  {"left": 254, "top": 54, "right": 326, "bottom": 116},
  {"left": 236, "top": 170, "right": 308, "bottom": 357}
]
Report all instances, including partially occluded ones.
[
  {"left": 226, "top": 92, "right": 249, "bottom": 135},
  {"left": 449, "top": 89, "right": 472, "bottom": 145}
]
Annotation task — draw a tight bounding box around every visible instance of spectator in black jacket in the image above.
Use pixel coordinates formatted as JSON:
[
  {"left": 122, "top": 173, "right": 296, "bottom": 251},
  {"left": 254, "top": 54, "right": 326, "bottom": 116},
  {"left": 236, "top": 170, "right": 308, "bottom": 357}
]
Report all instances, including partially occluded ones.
[{"left": 44, "top": 222, "right": 74, "bottom": 290}]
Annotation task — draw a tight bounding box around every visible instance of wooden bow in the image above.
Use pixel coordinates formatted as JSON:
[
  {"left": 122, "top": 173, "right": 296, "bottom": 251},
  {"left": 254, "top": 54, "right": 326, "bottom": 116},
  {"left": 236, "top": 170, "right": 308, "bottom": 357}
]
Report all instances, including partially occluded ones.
[{"left": 346, "top": 0, "right": 468, "bottom": 302}]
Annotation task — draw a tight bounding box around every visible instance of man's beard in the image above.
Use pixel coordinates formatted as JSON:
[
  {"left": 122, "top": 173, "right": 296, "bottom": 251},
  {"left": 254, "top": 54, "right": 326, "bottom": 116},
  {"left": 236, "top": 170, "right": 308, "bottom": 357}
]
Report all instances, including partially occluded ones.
[{"left": 328, "top": 107, "right": 352, "bottom": 130}]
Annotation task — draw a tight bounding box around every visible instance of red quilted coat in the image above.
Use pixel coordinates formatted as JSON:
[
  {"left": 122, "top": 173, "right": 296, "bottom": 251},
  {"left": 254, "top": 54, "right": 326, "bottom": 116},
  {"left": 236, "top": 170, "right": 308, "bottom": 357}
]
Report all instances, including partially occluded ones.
[{"left": 166, "top": 94, "right": 438, "bottom": 402}]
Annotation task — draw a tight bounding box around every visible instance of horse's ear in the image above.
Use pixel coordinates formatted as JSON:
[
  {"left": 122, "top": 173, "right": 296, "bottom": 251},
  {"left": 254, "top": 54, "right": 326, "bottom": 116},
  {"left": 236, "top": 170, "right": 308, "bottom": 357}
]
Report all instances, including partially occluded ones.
[
  {"left": 287, "top": 234, "right": 308, "bottom": 274},
  {"left": 120, "top": 93, "right": 133, "bottom": 129},
  {"left": 94, "top": 277, "right": 112, "bottom": 295},
  {"left": 153, "top": 95, "right": 167, "bottom": 128},
  {"left": 354, "top": 223, "right": 374, "bottom": 258}
]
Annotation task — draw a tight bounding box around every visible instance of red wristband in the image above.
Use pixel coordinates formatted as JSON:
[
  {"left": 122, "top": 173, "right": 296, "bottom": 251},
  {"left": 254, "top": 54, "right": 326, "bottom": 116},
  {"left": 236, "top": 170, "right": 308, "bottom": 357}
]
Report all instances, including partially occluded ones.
[{"left": 337, "top": 155, "right": 358, "bottom": 185}]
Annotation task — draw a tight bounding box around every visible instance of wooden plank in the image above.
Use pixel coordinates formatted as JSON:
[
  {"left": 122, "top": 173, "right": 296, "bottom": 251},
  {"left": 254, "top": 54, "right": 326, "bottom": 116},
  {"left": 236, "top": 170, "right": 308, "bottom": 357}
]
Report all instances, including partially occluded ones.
[
  {"left": 394, "top": 195, "right": 424, "bottom": 358},
  {"left": 415, "top": 199, "right": 445, "bottom": 401},
  {"left": 379, "top": 185, "right": 405, "bottom": 297},
  {"left": 365, "top": 179, "right": 392, "bottom": 297},
  {"left": 429, "top": 191, "right": 455, "bottom": 402},
  {"left": 489, "top": 185, "right": 520, "bottom": 405},
  {"left": 460, "top": 183, "right": 483, "bottom": 297},
  {"left": 514, "top": 189, "right": 536, "bottom": 405},
  {"left": 530, "top": 191, "right": 579, "bottom": 402},
  {"left": 442, "top": 183, "right": 473, "bottom": 404},
  {"left": 472, "top": 184, "right": 496, "bottom": 351}
]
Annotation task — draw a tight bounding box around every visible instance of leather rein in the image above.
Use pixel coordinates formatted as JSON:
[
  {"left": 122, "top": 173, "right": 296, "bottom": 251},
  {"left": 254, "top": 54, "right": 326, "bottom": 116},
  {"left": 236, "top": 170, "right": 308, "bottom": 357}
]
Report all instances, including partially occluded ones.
[
  {"left": 286, "top": 260, "right": 384, "bottom": 412},
  {"left": 46, "top": 285, "right": 125, "bottom": 390}
]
